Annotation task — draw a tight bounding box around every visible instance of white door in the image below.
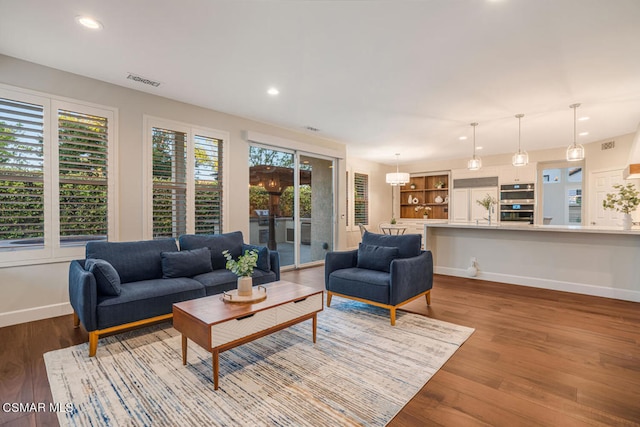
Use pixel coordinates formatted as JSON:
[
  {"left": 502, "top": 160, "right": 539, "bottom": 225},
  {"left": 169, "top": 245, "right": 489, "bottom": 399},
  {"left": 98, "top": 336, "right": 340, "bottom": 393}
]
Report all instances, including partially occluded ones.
[
  {"left": 589, "top": 169, "right": 623, "bottom": 226},
  {"left": 452, "top": 188, "right": 469, "bottom": 222},
  {"left": 471, "top": 187, "right": 499, "bottom": 222}
]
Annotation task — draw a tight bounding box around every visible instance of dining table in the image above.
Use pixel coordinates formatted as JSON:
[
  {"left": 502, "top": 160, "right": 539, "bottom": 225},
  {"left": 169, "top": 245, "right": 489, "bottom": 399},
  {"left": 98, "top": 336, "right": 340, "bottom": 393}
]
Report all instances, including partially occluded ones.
[{"left": 379, "top": 224, "right": 407, "bottom": 235}]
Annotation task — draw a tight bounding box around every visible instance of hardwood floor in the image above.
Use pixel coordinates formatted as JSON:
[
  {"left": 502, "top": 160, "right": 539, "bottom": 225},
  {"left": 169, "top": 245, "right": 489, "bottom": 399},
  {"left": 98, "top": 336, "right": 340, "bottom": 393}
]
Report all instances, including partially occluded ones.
[{"left": 1, "top": 268, "right": 639, "bottom": 426}]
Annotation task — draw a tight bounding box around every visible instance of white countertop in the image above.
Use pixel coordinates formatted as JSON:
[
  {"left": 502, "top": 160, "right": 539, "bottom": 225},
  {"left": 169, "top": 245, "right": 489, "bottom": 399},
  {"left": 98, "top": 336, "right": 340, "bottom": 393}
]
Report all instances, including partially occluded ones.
[{"left": 420, "top": 220, "right": 640, "bottom": 235}]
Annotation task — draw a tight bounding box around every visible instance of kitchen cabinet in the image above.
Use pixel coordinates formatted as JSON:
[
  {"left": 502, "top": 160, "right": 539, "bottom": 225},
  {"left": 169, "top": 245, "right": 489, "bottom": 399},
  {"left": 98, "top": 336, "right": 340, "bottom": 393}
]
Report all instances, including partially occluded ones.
[
  {"left": 499, "top": 163, "right": 537, "bottom": 184},
  {"left": 451, "top": 186, "right": 498, "bottom": 223},
  {"left": 400, "top": 172, "right": 450, "bottom": 219}
]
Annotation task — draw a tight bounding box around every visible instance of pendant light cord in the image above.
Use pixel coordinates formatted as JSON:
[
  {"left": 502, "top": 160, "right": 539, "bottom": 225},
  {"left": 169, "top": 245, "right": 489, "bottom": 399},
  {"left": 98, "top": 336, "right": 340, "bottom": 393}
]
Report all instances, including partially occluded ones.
[
  {"left": 471, "top": 122, "right": 478, "bottom": 159},
  {"left": 570, "top": 103, "right": 580, "bottom": 147}
]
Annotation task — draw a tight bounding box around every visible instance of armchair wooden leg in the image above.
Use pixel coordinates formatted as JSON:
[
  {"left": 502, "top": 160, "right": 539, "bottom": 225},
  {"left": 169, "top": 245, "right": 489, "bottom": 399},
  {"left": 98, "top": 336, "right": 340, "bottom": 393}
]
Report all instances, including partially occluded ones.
[
  {"left": 326, "top": 291, "right": 333, "bottom": 307},
  {"left": 390, "top": 307, "right": 396, "bottom": 326},
  {"left": 426, "top": 290, "right": 431, "bottom": 306},
  {"left": 89, "top": 331, "right": 99, "bottom": 357},
  {"left": 73, "top": 311, "right": 80, "bottom": 328}
]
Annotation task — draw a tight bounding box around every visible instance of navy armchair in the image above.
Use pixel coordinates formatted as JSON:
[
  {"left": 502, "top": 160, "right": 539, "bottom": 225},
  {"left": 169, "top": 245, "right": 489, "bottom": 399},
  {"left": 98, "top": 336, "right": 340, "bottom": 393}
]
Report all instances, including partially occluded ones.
[{"left": 325, "top": 231, "right": 433, "bottom": 325}]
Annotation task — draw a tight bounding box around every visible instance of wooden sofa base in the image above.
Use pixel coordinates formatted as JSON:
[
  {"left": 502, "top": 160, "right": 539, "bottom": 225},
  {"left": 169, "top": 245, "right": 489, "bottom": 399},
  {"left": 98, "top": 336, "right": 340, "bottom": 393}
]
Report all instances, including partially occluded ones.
[
  {"left": 74, "top": 311, "right": 173, "bottom": 357},
  {"left": 326, "top": 289, "right": 431, "bottom": 325}
]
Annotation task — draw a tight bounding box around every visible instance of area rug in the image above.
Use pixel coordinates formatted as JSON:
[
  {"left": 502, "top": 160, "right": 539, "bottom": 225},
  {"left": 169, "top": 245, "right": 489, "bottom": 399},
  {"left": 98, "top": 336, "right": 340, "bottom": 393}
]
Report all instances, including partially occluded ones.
[{"left": 45, "top": 299, "right": 474, "bottom": 426}]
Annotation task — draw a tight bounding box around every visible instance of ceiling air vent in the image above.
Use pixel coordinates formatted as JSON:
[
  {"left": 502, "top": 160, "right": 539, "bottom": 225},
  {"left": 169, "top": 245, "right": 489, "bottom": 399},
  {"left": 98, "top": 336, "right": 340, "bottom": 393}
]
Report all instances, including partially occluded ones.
[
  {"left": 126, "top": 73, "right": 161, "bottom": 87},
  {"left": 601, "top": 141, "right": 615, "bottom": 150},
  {"left": 304, "top": 126, "right": 320, "bottom": 132}
]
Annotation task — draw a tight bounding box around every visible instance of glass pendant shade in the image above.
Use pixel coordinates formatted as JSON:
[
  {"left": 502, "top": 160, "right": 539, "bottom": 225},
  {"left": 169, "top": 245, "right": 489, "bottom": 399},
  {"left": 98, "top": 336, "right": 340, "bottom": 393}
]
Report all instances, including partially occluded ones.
[
  {"left": 467, "top": 156, "right": 482, "bottom": 171},
  {"left": 386, "top": 153, "right": 410, "bottom": 186},
  {"left": 512, "top": 150, "right": 529, "bottom": 166},
  {"left": 566, "top": 144, "right": 585, "bottom": 161},
  {"left": 512, "top": 114, "right": 528, "bottom": 167},
  {"left": 566, "top": 103, "right": 585, "bottom": 162},
  {"left": 467, "top": 122, "right": 481, "bottom": 171}
]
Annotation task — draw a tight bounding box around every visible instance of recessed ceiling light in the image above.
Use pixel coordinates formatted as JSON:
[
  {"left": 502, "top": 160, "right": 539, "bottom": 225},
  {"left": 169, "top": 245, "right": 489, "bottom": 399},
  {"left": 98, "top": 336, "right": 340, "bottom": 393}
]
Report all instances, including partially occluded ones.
[
  {"left": 578, "top": 116, "right": 590, "bottom": 121},
  {"left": 75, "top": 16, "right": 103, "bottom": 30},
  {"left": 459, "top": 136, "right": 468, "bottom": 140},
  {"left": 267, "top": 87, "right": 279, "bottom": 96},
  {"left": 476, "top": 146, "right": 483, "bottom": 150},
  {"left": 579, "top": 131, "right": 589, "bottom": 136}
]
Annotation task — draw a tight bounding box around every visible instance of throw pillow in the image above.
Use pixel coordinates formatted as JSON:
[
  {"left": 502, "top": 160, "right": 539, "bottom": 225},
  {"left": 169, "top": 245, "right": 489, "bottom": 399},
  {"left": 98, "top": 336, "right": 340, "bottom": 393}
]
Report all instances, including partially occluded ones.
[
  {"left": 362, "top": 231, "right": 421, "bottom": 258},
  {"left": 85, "top": 258, "right": 122, "bottom": 296},
  {"left": 178, "top": 232, "right": 244, "bottom": 270},
  {"left": 357, "top": 244, "right": 399, "bottom": 273},
  {"left": 242, "top": 243, "right": 270, "bottom": 272},
  {"left": 161, "top": 247, "right": 213, "bottom": 278}
]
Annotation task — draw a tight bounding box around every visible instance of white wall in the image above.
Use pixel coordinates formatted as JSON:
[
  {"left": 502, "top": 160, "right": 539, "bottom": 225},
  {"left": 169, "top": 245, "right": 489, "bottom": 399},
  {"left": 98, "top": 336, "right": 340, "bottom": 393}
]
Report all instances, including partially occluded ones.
[{"left": 0, "top": 55, "right": 347, "bottom": 327}]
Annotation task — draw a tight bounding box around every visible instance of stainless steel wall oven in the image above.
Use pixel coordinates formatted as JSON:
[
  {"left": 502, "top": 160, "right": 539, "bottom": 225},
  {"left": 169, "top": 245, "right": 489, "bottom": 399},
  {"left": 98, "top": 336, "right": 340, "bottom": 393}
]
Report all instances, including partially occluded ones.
[{"left": 500, "top": 183, "right": 534, "bottom": 223}]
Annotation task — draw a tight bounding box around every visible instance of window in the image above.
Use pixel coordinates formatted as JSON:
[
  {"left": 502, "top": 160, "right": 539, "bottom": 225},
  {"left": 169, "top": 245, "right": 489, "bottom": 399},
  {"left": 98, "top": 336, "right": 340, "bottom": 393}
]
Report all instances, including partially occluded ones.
[
  {"left": 354, "top": 172, "right": 369, "bottom": 226},
  {"left": 0, "top": 97, "right": 45, "bottom": 245},
  {"left": 0, "top": 86, "right": 116, "bottom": 265},
  {"left": 345, "top": 171, "right": 349, "bottom": 227},
  {"left": 58, "top": 109, "right": 109, "bottom": 244},
  {"left": 147, "top": 118, "right": 224, "bottom": 239}
]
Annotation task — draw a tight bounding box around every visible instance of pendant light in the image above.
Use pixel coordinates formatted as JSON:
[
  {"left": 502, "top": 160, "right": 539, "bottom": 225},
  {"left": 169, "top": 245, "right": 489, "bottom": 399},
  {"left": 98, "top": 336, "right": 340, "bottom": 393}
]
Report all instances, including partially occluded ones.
[
  {"left": 512, "top": 113, "right": 528, "bottom": 167},
  {"left": 566, "top": 103, "right": 585, "bottom": 161},
  {"left": 467, "top": 122, "right": 482, "bottom": 171},
  {"left": 386, "top": 153, "right": 410, "bottom": 186}
]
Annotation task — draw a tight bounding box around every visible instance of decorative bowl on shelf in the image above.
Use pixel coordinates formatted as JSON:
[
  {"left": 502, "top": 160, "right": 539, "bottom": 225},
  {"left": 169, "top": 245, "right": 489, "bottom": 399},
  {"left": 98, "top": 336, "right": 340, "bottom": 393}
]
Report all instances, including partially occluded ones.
[{"left": 435, "top": 196, "right": 444, "bottom": 203}]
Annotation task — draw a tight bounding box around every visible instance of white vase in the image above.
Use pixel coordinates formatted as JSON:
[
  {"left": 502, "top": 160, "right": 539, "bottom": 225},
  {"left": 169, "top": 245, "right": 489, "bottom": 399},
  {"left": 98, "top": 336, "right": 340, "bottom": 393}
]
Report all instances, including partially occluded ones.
[
  {"left": 622, "top": 213, "right": 633, "bottom": 230},
  {"left": 237, "top": 276, "right": 253, "bottom": 296},
  {"left": 408, "top": 194, "right": 413, "bottom": 204}
]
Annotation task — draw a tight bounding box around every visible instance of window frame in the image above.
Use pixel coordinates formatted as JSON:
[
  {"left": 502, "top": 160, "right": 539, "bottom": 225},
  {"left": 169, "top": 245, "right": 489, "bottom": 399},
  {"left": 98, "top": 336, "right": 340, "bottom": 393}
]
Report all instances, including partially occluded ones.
[
  {"left": 0, "top": 84, "right": 118, "bottom": 267},
  {"left": 346, "top": 167, "right": 370, "bottom": 231},
  {"left": 143, "top": 116, "right": 228, "bottom": 239}
]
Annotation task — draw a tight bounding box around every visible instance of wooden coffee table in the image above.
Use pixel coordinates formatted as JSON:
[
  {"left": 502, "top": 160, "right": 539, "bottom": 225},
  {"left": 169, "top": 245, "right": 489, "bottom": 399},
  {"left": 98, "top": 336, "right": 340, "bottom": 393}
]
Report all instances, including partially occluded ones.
[{"left": 172, "top": 280, "right": 323, "bottom": 390}]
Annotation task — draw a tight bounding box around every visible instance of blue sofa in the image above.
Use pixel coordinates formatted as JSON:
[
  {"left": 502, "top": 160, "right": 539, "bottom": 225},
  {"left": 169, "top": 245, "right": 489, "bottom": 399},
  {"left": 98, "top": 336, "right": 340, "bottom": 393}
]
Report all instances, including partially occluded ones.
[
  {"left": 68, "top": 231, "right": 279, "bottom": 356},
  {"left": 325, "top": 231, "right": 432, "bottom": 325}
]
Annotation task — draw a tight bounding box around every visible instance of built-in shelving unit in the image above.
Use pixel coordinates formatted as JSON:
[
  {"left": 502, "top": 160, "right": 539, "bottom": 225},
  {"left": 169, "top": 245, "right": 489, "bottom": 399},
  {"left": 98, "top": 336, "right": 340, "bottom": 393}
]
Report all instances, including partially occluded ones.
[{"left": 400, "top": 173, "right": 450, "bottom": 219}]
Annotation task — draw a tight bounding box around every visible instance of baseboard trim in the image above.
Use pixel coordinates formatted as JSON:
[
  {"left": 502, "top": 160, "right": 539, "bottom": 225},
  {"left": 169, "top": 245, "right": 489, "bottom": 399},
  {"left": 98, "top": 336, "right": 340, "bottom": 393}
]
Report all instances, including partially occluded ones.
[
  {"left": 435, "top": 266, "right": 640, "bottom": 303},
  {"left": 0, "top": 302, "right": 73, "bottom": 328}
]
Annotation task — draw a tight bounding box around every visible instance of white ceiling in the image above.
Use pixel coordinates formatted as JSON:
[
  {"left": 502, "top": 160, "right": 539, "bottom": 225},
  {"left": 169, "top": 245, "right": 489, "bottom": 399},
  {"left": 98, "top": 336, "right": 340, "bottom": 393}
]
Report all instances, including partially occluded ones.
[{"left": 2, "top": 0, "right": 640, "bottom": 165}]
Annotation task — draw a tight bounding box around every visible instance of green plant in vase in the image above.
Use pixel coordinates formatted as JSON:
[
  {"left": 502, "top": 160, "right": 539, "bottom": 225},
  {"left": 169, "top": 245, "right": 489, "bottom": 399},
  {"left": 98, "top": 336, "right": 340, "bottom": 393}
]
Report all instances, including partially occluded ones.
[
  {"left": 602, "top": 183, "right": 639, "bottom": 230},
  {"left": 223, "top": 249, "right": 258, "bottom": 296},
  {"left": 476, "top": 194, "right": 497, "bottom": 224}
]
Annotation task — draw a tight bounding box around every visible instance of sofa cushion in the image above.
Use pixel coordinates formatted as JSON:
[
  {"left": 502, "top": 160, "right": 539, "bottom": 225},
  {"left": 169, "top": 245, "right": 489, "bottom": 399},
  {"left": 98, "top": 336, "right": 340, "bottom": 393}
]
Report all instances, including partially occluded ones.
[
  {"left": 161, "top": 247, "right": 212, "bottom": 278},
  {"left": 242, "top": 243, "right": 270, "bottom": 272},
  {"left": 95, "top": 277, "right": 205, "bottom": 330},
  {"left": 179, "top": 232, "right": 244, "bottom": 270},
  {"left": 361, "top": 231, "right": 421, "bottom": 259},
  {"left": 357, "top": 244, "right": 399, "bottom": 273},
  {"left": 328, "top": 268, "right": 391, "bottom": 305},
  {"left": 192, "top": 268, "right": 278, "bottom": 296},
  {"left": 86, "top": 239, "right": 179, "bottom": 283},
  {"left": 85, "top": 258, "right": 121, "bottom": 296}
]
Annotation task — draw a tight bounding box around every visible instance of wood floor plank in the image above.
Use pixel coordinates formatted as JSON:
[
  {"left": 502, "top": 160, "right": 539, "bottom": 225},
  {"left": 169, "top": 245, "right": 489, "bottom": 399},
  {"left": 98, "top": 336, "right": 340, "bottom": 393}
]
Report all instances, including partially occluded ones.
[
  {"left": 0, "top": 322, "right": 34, "bottom": 426},
  {"left": 1, "top": 268, "right": 638, "bottom": 426}
]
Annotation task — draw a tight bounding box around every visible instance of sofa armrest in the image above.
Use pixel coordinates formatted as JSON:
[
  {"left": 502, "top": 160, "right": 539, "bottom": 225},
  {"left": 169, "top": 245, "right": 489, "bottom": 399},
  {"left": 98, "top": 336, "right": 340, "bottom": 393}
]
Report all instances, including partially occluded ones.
[
  {"left": 324, "top": 250, "right": 358, "bottom": 287},
  {"left": 389, "top": 250, "right": 433, "bottom": 305},
  {"left": 269, "top": 250, "right": 280, "bottom": 281},
  {"left": 68, "top": 260, "right": 98, "bottom": 332}
]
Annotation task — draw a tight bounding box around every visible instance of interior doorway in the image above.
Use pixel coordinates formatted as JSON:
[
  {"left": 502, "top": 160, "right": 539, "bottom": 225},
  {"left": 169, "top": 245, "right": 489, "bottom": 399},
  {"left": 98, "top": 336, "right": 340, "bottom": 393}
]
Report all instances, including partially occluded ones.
[{"left": 539, "top": 161, "right": 584, "bottom": 225}]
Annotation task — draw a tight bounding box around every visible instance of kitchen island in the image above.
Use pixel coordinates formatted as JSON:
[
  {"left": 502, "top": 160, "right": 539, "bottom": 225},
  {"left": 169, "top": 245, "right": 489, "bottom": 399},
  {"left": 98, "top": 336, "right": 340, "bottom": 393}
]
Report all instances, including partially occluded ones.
[{"left": 398, "top": 220, "right": 640, "bottom": 302}]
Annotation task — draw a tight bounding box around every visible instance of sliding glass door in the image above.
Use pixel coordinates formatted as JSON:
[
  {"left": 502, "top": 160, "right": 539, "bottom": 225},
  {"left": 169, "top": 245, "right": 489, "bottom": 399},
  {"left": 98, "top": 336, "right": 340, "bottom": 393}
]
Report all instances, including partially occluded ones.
[
  {"left": 248, "top": 146, "right": 335, "bottom": 268},
  {"left": 298, "top": 154, "right": 334, "bottom": 264}
]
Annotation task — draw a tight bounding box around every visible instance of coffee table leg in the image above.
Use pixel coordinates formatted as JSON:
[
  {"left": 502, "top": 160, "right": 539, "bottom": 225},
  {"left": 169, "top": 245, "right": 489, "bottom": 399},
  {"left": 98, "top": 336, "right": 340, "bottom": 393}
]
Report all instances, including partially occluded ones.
[
  {"left": 182, "top": 334, "right": 187, "bottom": 365},
  {"left": 313, "top": 313, "right": 317, "bottom": 343},
  {"left": 213, "top": 350, "right": 219, "bottom": 390}
]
